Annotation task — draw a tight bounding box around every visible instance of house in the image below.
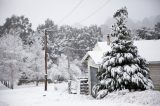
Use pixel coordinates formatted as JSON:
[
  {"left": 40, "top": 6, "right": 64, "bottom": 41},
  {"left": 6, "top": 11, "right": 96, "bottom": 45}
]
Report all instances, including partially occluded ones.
[{"left": 81, "top": 39, "right": 160, "bottom": 95}]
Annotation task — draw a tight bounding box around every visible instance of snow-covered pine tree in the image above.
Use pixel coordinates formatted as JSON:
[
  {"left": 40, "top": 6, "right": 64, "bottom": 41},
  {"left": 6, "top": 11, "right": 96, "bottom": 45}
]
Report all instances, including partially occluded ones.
[{"left": 92, "top": 7, "right": 154, "bottom": 99}]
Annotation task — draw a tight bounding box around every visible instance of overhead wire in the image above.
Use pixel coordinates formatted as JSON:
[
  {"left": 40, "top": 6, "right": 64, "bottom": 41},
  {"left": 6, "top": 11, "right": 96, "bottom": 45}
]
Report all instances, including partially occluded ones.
[
  {"left": 79, "top": 0, "right": 111, "bottom": 24},
  {"left": 58, "top": 0, "right": 84, "bottom": 24}
]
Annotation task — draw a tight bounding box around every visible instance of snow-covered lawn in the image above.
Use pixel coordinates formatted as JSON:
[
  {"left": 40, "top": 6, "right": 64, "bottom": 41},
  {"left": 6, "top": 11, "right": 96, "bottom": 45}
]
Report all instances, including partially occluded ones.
[{"left": 0, "top": 82, "right": 160, "bottom": 106}]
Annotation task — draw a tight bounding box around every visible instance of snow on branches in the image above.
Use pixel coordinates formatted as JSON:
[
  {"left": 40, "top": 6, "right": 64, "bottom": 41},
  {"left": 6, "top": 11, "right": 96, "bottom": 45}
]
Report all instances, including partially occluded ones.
[{"left": 92, "top": 7, "right": 154, "bottom": 99}]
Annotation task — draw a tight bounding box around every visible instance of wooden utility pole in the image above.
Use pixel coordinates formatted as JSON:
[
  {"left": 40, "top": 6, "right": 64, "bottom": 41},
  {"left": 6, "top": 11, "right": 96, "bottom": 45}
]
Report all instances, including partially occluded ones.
[
  {"left": 67, "top": 47, "right": 70, "bottom": 78},
  {"left": 67, "top": 47, "right": 71, "bottom": 94},
  {"left": 44, "top": 30, "right": 48, "bottom": 91}
]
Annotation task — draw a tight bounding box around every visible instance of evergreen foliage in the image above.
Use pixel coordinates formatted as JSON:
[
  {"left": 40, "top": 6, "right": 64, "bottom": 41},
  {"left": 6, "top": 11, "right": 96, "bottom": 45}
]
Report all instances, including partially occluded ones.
[
  {"left": 92, "top": 7, "right": 154, "bottom": 99},
  {"left": 136, "top": 22, "right": 160, "bottom": 40}
]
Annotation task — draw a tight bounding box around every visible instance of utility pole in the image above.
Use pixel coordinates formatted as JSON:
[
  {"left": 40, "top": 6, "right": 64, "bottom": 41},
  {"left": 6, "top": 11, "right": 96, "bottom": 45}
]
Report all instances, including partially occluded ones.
[
  {"left": 67, "top": 47, "right": 70, "bottom": 78},
  {"left": 44, "top": 30, "right": 48, "bottom": 91},
  {"left": 67, "top": 46, "right": 71, "bottom": 94}
]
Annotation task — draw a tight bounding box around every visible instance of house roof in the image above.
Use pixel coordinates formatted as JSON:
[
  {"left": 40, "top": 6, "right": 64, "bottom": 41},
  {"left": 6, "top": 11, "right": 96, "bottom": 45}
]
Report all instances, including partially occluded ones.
[
  {"left": 81, "top": 51, "right": 104, "bottom": 65},
  {"left": 97, "top": 42, "right": 112, "bottom": 51},
  {"left": 81, "top": 40, "right": 160, "bottom": 65}
]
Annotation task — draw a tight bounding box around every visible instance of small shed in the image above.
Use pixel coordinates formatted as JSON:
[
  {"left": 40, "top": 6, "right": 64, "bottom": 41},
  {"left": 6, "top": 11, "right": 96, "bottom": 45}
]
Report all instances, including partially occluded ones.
[{"left": 81, "top": 40, "right": 160, "bottom": 95}]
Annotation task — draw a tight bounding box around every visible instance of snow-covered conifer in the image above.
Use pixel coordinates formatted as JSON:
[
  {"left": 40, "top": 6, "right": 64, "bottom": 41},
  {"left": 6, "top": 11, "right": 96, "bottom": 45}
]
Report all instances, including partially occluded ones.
[{"left": 93, "top": 7, "right": 154, "bottom": 99}]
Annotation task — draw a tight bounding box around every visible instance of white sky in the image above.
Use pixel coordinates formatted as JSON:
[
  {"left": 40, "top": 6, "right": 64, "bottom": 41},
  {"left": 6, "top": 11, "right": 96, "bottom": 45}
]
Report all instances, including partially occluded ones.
[{"left": 0, "top": 0, "right": 160, "bottom": 29}]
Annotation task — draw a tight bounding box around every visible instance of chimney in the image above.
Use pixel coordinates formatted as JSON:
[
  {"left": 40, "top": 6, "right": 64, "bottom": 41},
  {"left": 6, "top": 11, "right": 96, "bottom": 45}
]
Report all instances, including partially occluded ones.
[{"left": 107, "top": 35, "right": 110, "bottom": 45}]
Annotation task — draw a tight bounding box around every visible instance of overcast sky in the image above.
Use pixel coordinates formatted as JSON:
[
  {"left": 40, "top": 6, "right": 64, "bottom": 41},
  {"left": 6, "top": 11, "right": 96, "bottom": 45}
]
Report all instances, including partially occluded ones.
[{"left": 0, "top": 0, "right": 160, "bottom": 29}]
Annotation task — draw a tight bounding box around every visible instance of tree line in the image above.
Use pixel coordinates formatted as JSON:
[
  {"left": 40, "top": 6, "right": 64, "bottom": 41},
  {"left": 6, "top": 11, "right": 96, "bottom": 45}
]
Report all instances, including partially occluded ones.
[
  {"left": 0, "top": 15, "right": 103, "bottom": 88},
  {"left": 134, "top": 22, "right": 160, "bottom": 40},
  {"left": 0, "top": 14, "right": 159, "bottom": 88}
]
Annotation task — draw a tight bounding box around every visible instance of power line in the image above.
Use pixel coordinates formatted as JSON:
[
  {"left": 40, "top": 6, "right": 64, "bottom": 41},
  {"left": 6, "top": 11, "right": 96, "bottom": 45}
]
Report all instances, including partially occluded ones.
[
  {"left": 65, "top": 46, "right": 89, "bottom": 51},
  {"left": 58, "top": 0, "right": 84, "bottom": 24},
  {"left": 79, "top": 0, "right": 111, "bottom": 24}
]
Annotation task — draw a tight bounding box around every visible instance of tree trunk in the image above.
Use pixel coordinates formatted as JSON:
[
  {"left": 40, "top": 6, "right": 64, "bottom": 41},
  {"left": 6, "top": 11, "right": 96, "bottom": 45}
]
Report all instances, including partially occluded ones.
[
  {"left": 11, "top": 70, "right": 14, "bottom": 89},
  {"left": 36, "top": 77, "right": 39, "bottom": 86}
]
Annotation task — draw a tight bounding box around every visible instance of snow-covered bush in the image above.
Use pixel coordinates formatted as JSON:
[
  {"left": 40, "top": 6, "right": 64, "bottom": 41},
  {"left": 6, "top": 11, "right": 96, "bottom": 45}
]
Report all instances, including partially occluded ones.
[
  {"left": 92, "top": 7, "right": 154, "bottom": 99},
  {"left": 49, "top": 64, "right": 68, "bottom": 82},
  {"left": 48, "top": 54, "right": 81, "bottom": 82}
]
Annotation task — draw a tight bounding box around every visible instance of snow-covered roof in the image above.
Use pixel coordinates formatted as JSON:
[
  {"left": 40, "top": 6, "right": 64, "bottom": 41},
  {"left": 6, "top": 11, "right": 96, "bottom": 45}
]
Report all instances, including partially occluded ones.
[
  {"left": 97, "top": 42, "right": 112, "bottom": 52},
  {"left": 88, "top": 51, "right": 104, "bottom": 64},
  {"left": 81, "top": 40, "right": 160, "bottom": 65},
  {"left": 134, "top": 40, "right": 160, "bottom": 62}
]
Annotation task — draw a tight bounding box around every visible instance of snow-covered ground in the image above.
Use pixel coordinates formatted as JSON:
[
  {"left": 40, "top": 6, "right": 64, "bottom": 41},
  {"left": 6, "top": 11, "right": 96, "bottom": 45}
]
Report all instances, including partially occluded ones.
[{"left": 0, "top": 82, "right": 160, "bottom": 106}]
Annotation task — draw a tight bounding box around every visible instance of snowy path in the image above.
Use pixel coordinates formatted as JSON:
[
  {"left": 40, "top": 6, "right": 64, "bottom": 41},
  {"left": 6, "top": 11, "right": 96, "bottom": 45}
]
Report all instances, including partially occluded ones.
[{"left": 0, "top": 83, "right": 159, "bottom": 106}]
